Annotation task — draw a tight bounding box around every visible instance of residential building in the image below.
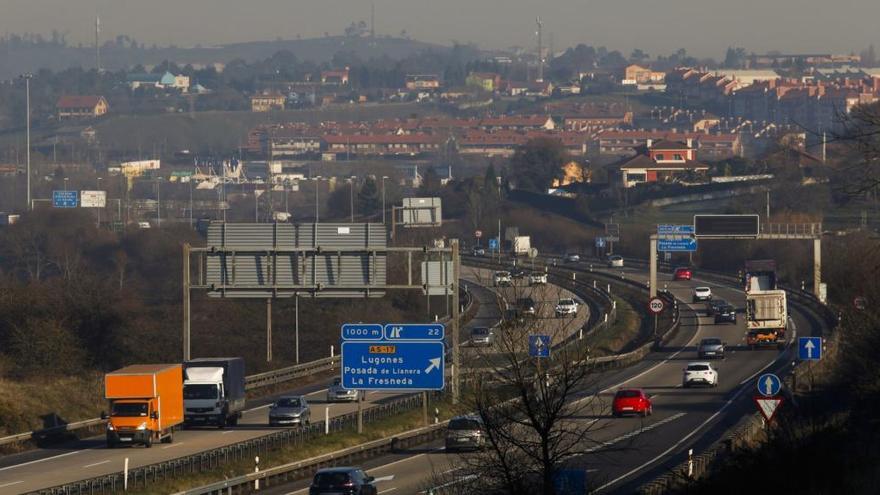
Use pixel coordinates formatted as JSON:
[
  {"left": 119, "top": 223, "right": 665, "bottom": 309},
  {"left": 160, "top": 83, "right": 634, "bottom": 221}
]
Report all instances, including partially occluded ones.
[
  {"left": 466, "top": 72, "right": 502, "bottom": 92},
  {"left": 405, "top": 74, "right": 441, "bottom": 91},
  {"left": 595, "top": 130, "right": 742, "bottom": 160},
  {"left": 623, "top": 64, "right": 666, "bottom": 85},
  {"left": 127, "top": 71, "right": 190, "bottom": 91},
  {"left": 478, "top": 115, "right": 555, "bottom": 131},
  {"left": 56, "top": 95, "right": 109, "bottom": 119},
  {"left": 562, "top": 109, "right": 633, "bottom": 132},
  {"left": 321, "top": 68, "right": 350, "bottom": 85},
  {"left": 250, "top": 92, "right": 286, "bottom": 112},
  {"left": 322, "top": 134, "right": 444, "bottom": 157},
  {"left": 617, "top": 140, "right": 709, "bottom": 188}
]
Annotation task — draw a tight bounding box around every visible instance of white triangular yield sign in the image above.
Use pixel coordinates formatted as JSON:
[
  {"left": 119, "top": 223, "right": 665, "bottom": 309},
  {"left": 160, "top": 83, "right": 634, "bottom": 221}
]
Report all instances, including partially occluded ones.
[{"left": 754, "top": 396, "right": 783, "bottom": 422}]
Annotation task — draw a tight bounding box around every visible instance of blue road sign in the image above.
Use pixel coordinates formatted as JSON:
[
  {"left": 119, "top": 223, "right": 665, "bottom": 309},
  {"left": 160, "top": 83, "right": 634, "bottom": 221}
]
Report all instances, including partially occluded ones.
[
  {"left": 658, "top": 237, "right": 697, "bottom": 252},
  {"left": 341, "top": 341, "right": 445, "bottom": 390},
  {"left": 798, "top": 337, "right": 822, "bottom": 361},
  {"left": 757, "top": 373, "right": 782, "bottom": 396},
  {"left": 52, "top": 190, "right": 78, "bottom": 208},
  {"left": 658, "top": 224, "right": 695, "bottom": 235},
  {"left": 554, "top": 469, "right": 587, "bottom": 495},
  {"left": 595, "top": 237, "right": 606, "bottom": 248},
  {"left": 384, "top": 323, "right": 444, "bottom": 341},
  {"left": 488, "top": 238, "right": 499, "bottom": 250},
  {"left": 529, "top": 335, "right": 551, "bottom": 358},
  {"left": 341, "top": 324, "right": 383, "bottom": 341}
]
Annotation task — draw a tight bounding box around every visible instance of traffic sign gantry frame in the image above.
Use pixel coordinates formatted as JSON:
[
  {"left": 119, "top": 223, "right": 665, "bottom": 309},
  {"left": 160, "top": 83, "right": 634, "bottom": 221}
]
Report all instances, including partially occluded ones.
[{"left": 798, "top": 336, "right": 822, "bottom": 361}]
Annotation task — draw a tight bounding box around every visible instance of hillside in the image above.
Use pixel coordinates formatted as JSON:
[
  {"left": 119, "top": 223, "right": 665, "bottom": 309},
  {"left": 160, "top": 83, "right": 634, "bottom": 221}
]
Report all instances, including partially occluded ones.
[{"left": 0, "top": 35, "right": 451, "bottom": 79}]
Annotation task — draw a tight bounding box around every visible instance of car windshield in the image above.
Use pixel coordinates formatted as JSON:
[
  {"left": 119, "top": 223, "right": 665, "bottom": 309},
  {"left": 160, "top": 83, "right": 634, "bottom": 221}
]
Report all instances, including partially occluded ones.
[
  {"left": 559, "top": 299, "right": 574, "bottom": 305},
  {"left": 183, "top": 384, "right": 218, "bottom": 400},
  {"left": 687, "top": 364, "right": 710, "bottom": 371},
  {"left": 314, "top": 472, "right": 351, "bottom": 487},
  {"left": 332, "top": 378, "right": 341, "bottom": 386},
  {"left": 276, "top": 398, "right": 301, "bottom": 408},
  {"left": 472, "top": 328, "right": 489, "bottom": 336},
  {"left": 496, "top": 271, "right": 509, "bottom": 277},
  {"left": 702, "top": 338, "right": 722, "bottom": 346},
  {"left": 615, "top": 390, "right": 641, "bottom": 398},
  {"left": 111, "top": 402, "right": 148, "bottom": 417},
  {"left": 449, "top": 418, "right": 482, "bottom": 430},
  {"left": 696, "top": 287, "right": 710, "bottom": 292}
]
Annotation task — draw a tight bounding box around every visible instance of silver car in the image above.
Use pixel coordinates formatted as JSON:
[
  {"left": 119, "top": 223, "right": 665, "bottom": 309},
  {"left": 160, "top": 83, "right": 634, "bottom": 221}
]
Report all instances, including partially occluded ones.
[
  {"left": 269, "top": 396, "right": 310, "bottom": 426},
  {"left": 698, "top": 338, "right": 726, "bottom": 359},
  {"left": 445, "top": 415, "right": 486, "bottom": 451},
  {"left": 327, "top": 377, "right": 359, "bottom": 402},
  {"left": 470, "top": 327, "right": 494, "bottom": 346}
]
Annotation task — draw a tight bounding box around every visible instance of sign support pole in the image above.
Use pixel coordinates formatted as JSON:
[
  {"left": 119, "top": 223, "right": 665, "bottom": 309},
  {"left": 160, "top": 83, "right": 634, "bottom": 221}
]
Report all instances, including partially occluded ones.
[
  {"left": 422, "top": 391, "right": 429, "bottom": 426},
  {"left": 813, "top": 237, "right": 821, "bottom": 298},
  {"left": 357, "top": 392, "right": 364, "bottom": 434},
  {"left": 653, "top": 313, "right": 658, "bottom": 342},
  {"left": 452, "top": 239, "right": 461, "bottom": 404},
  {"left": 266, "top": 298, "right": 273, "bottom": 362},
  {"left": 182, "top": 243, "right": 191, "bottom": 361},
  {"left": 649, "top": 235, "right": 658, "bottom": 299}
]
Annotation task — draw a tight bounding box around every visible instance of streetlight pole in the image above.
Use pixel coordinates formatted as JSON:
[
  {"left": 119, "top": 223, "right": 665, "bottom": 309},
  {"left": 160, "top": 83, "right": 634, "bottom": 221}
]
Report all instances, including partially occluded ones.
[
  {"left": 189, "top": 177, "right": 193, "bottom": 227},
  {"left": 381, "top": 176, "right": 388, "bottom": 225},
  {"left": 349, "top": 176, "right": 355, "bottom": 223},
  {"left": 22, "top": 74, "right": 32, "bottom": 211},
  {"left": 315, "top": 176, "right": 322, "bottom": 223},
  {"left": 157, "top": 178, "right": 162, "bottom": 228},
  {"left": 97, "top": 177, "right": 102, "bottom": 227}
]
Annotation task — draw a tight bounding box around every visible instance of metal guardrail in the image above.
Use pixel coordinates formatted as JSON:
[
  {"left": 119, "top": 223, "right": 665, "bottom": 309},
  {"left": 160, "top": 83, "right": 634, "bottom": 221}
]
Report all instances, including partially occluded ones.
[
  {"left": 26, "top": 394, "right": 430, "bottom": 495},
  {"left": 0, "top": 287, "right": 474, "bottom": 450},
  {"left": 172, "top": 423, "right": 448, "bottom": 495}
]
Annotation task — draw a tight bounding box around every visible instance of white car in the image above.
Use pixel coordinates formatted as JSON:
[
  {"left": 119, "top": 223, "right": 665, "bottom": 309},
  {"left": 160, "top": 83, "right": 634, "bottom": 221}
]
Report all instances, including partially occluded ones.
[
  {"left": 529, "top": 272, "right": 548, "bottom": 285},
  {"left": 692, "top": 286, "right": 713, "bottom": 302},
  {"left": 493, "top": 271, "right": 512, "bottom": 287},
  {"left": 555, "top": 298, "right": 579, "bottom": 318},
  {"left": 608, "top": 255, "right": 624, "bottom": 267},
  {"left": 682, "top": 362, "right": 718, "bottom": 388},
  {"left": 564, "top": 253, "right": 581, "bottom": 263}
]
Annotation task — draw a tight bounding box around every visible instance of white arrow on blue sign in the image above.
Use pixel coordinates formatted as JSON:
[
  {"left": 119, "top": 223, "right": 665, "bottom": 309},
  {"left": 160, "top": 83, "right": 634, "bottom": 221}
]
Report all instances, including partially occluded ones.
[
  {"left": 757, "top": 373, "right": 782, "bottom": 396},
  {"left": 488, "top": 238, "right": 499, "bottom": 250},
  {"left": 529, "top": 335, "right": 551, "bottom": 358},
  {"left": 798, "top": 337, "right": 822, "bottom": 361},
  {"left": 341, "top": 341, "right": 445, "bottom": 391},
  {"left": 658, "top": 237, "right": 697, "bottom": 252}
]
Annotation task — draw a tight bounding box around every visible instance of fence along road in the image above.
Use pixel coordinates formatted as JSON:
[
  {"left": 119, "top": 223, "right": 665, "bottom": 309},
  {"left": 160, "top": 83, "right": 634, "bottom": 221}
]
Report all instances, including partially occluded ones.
[
  {"left": 268, "top": 256, "right": 829, "bottom": 495},
  {"left": 0, "top": 265, "right": 588, "bottom": 494}
]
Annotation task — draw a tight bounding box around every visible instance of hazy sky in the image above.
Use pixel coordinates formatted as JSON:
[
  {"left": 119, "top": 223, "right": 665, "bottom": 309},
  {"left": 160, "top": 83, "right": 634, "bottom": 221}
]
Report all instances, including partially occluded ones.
[{"left": 2, "top": 0, "right": 879, "bottom": 58}]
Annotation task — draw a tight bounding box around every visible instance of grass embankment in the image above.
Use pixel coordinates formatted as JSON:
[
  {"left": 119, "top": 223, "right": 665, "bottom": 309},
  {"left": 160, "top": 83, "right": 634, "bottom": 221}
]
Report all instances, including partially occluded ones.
[
  {"left": 125, "top": 399, "right": 457, "bottom": 495},
  {"left": 0, "top": 373, "right": 104, "bottom": 437},
  {"left": 587, "top": 295, "right": 642, "bottom": 357}
]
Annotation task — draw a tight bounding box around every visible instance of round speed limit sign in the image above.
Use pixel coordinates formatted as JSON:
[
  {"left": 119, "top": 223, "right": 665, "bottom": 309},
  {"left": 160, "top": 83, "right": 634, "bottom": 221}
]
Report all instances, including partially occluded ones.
[{"left": 648, "top": 297, "right": 665, "bottom": 314}]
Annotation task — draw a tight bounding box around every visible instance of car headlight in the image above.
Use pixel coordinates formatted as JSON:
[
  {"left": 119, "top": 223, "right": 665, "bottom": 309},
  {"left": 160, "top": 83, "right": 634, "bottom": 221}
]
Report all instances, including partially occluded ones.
[
  {"left": 107, "top": 423, "right": 115, "bottom": 431},
  {"left": 136, "top": 423, "right": 147, "bottom": 430}
]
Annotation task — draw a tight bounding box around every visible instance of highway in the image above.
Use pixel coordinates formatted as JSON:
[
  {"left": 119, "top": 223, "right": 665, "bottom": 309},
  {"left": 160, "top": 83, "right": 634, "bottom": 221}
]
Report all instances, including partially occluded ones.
[
  {"left": 265, "top": 258, "right": 821, "bottom": 494},
  {"left": 0, "top": 265, "right": 585, "bottom": 494}
]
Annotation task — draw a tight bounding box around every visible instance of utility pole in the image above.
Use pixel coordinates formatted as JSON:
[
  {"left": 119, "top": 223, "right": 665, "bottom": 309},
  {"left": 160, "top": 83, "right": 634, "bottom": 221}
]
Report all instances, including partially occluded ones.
[
  {"left": 315, "top": 176, "right": 321, "bottom": 223},
  {"left": 22, "top": 73, "right": 32, "bottom": 211},
  {"left": 381, "top": 176, "right": 388, "bottom": 224},
  {"left": 536, "top": 17, "right": 544, "bottom": 83},
  {"left": 349, "top": 176, "right": 355, "bottom": 222},
  {"left": 766, "top": 189, "right": 770, "bottom": 220},
  {"left": 95, "top": 15, "right": 101, "bottom": 72}
]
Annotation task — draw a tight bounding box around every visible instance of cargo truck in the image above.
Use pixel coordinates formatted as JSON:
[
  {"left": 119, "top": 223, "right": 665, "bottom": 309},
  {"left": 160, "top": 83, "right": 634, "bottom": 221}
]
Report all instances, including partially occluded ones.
[
  {"left": 103, "top": 364, "right": 183, "bottom": 448},
  {"left": 743, "top": 259, "right": 778, "bottom": 293},
  {"left": 746, "top": 289, "right": 788, "bottom": 349},
  {"left": 183, "top": 357, "right": 246, "bottom": 427},
  {"left": 512, "top": 236, "right": 531, "bottom": 257}
]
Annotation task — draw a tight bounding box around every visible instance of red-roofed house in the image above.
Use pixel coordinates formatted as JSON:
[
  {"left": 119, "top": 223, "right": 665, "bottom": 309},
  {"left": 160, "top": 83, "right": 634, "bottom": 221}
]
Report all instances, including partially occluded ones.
[
  {"left": 322, "top": 134, "right": 444, "bottom": 157},
  {"left": 618, "top": 140, "right": 709, "bottom": 188},
  {"left": 321, "top": 68, "right": 350, "bottom": 85},
  {"left": 479, "top": 115, "right": 555, "bottom": 131},
  {"left": 56, "top": 95, "right": 109, "bottom": 119}
]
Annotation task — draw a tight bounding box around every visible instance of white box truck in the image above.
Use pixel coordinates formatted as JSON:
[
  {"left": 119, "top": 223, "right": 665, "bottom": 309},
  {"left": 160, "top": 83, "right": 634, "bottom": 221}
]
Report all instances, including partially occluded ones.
[{"left": 183, "top": 357, "right": 246, "bottom": 428}]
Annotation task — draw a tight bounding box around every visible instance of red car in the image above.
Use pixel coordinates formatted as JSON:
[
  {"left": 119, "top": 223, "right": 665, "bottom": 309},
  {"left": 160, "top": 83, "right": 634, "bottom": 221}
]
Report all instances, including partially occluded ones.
[
  {"left": 612, "top": 388, "right": 653, "bottom": 417},
  {"left": 673, "top": 267, "right": 693, "bottom": 281}
]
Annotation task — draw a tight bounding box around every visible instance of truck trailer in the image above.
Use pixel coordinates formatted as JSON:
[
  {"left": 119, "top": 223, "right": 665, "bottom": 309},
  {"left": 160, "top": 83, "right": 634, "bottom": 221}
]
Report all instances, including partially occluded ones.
[
  {"left": 512, "top": 236, "right": 531, "bottom": 256},
  {"left": 745, "top": 289, "right": 788, "bottom": 349},
  {"left": 183, "top": 357, "right": 246, "bottom": 427},
  {"left": 104, "top": 364, "right": 183, "bottom": 448}
]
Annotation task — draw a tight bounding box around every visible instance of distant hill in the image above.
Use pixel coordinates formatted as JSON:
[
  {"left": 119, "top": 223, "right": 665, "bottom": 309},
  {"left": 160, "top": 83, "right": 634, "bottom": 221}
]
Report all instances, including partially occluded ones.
[{"left": 0, "top": 35, "right": 452, "bottom": 79}]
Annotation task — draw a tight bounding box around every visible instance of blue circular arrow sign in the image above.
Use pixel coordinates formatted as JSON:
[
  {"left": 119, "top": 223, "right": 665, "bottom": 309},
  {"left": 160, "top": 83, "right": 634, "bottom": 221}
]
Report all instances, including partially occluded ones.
[{"left": 757, "top": 373, "right": 782, "bottom": 396}]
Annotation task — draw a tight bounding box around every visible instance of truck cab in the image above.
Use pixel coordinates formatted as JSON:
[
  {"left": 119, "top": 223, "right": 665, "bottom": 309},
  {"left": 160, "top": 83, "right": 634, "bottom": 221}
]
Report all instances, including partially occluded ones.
[
  {"left": 183, "top": 357, "right": 246, "bottom": 427},
  {"left": 104, "top": 364, "right": 183, "bottom": 448}
]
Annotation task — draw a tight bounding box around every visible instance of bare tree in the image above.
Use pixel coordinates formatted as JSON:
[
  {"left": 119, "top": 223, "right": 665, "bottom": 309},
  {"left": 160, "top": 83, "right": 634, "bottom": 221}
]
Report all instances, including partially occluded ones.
[{"left": 426, "top": 266, "right": 615, "bottom": 494}]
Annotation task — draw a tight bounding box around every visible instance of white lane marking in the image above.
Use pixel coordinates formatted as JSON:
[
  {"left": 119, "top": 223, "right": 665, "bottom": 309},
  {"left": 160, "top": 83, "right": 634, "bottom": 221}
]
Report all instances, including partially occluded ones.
[
  {"left": 585, "top": 412, "right": 686, "bottom": 453},
  {"left": 419, "top": 475, "right": 479, "bottom": 493},
  {"left": 0, "top": 450, "right": 83, "bottom": 472},
  {"left": 83, "top": 460, "right": 110, "bottom": 468},
  {"left": 222, "top": 430, "right": 235, "bottom": 434},
  {"left": 595, "top": 373, "right": 760, "bottom": 492},
  {"left": 440, "top": 467, "right": 460, "bottom": 475},
  {"left": 373, "top": 475, "right": 395, "bottom": 482},
  {"left": 161, "top": 442, "right": 184, "bottom": 450},
  {"left": 0, "top": 481, "right": 24, "bottom": 489},
  {"left": 380, "top": 488, "right": 398, "bottom": 494},
  {"left": 284, "top": 488, "right": 309, "bottom": 495}
]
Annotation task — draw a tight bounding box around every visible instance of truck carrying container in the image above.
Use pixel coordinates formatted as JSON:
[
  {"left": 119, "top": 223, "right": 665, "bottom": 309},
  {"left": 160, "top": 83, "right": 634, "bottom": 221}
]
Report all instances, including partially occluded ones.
[
  {"left": 744, "top": 259, "right": 778, "bottom": 293},
  {"left": 183, "top": 357, "right": 246, "bottom": 427},
  {"left": 104, "top": 364, "right": 183, "bottom": 448},
  {"left": 512, "top": 236, "right": 531, "bottom": 256},
  {"left": 745, "top": 289, "right": 787, "bottom": 349}
]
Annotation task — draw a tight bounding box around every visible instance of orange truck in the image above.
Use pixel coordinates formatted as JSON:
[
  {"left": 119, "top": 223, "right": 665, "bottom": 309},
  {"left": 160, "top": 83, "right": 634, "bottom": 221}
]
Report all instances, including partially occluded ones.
[{"left": 103, "top": 364, "right": 184, "bottom": 448}]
